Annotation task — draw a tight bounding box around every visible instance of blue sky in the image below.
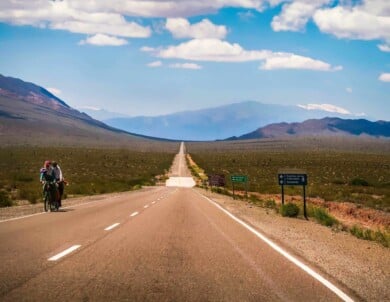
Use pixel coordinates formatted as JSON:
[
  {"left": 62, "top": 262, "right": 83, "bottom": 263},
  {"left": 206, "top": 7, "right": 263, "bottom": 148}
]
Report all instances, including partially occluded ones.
[{"left": 0, "top": 0, "right": 389, "bottom": 120}]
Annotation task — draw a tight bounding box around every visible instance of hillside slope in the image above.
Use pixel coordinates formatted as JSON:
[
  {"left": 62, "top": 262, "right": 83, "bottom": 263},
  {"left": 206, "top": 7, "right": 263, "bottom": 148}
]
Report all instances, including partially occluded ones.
[
  {"left": 230, "top": 118, "right": 390, "bottom": 140},
  {"left": 0, "top": 75, "right": 166, "bottom": 147}
]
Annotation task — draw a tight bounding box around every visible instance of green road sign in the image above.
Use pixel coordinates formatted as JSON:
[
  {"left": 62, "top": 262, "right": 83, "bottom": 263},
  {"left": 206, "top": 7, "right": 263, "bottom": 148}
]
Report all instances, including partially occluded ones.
[
  {"left": 278, "top": 173, "right": 307, "bottom": 186},
  {"left": 231, "top": 175, "right": 248, "bottom": 183}
]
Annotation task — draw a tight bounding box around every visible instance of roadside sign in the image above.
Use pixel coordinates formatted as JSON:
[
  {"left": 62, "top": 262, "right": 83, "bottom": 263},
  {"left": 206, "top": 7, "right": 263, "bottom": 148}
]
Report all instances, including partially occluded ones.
[
  {"left": 278, "top": 171, "right": 308, "bottom": 219},
  {"left": 278, "top": 174, "right": 307, "bottom": 186},
  {"left": 208, "top": 174, "right": 225, "bottom": 187},
  {"left": 230, "top": 175, "right": 248, "bottom": 199},
  {"left": 231, "top": 175, "right": 248, "bottom": 183}
]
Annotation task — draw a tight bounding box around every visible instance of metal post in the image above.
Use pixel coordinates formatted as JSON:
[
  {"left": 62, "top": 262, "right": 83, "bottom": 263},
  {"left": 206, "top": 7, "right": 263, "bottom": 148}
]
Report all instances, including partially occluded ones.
[
  {"left": 232, "top": 183, "right": 235, "bottom": 200},
  {"left": 281, "top": 185, "right": 284, "bottom": 205},
  {"left": 303, "top": 185, "right": 307, "bottom": 220}
]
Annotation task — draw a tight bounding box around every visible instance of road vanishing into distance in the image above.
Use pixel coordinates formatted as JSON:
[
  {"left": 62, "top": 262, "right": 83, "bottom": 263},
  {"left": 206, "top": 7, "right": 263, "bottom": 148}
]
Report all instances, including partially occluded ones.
[{"left": 0, "top": 143, "right": 355, "bottom": 301}]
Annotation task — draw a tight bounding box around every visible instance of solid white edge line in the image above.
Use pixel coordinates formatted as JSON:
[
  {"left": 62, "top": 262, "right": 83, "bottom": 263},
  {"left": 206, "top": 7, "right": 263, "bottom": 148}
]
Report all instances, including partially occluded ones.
[
  {"left": 130, "top": 211, "right": 139, "bottom": 217},
  {"left": 48, "top": 245, "right": 81, "bottom": 261},
  {"left": 104, "top": 222, "right": 120, "bottom": 231},
  {"left": 199, "top": 193, "right": 354, "bottom": 302},
  {"left": 0, "top": 212, "right": 46, "bottom": 223},
  {"left": 0, "top": 196, "right": 120, "bottom": 223}
]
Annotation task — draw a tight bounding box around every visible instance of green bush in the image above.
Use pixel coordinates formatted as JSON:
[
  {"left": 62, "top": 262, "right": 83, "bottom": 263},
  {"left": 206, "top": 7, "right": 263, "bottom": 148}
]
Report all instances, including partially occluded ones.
[
  {"left": 350, "top": 178, "right": 369, "bottom": 186},
  {"left": 0, "top": 191, "right": 13, "bottom": 207},
  {"left": 280, "top": 203, "right": 300, "bottom": 217},
  {"left": 310, "top": 207, "right": 338, "bottom": 227}
]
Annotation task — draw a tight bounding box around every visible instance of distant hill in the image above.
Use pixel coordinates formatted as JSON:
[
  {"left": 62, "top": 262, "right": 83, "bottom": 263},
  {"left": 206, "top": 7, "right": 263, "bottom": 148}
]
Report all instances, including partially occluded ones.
[
  {"left": 0, "top": 74, "right": 169, "bottom": 147},
  {"left": 228, "top": 118, "right": 390, "bottom": 140},
  {"left": 104, "top": 101, "right": 353, "bottom": 141}
]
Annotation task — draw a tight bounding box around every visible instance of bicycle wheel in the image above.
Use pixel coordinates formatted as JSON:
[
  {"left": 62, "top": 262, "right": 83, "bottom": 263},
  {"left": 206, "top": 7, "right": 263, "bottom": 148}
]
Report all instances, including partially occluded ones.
[
  {"left": 50, "top": 197, "right": 56, "bottom": 212},
  {"left": 44, "top": 193, "right": 50, "bottom": 212}
]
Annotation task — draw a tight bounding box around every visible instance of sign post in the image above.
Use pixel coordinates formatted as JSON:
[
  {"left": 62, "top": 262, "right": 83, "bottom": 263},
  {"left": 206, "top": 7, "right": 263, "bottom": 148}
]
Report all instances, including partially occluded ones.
[
  {"left": 278, "top": 171, "right": 308, "bottom": 219},
  {"left": 230, "top": 175, "right": 248, "bottom": 199}
]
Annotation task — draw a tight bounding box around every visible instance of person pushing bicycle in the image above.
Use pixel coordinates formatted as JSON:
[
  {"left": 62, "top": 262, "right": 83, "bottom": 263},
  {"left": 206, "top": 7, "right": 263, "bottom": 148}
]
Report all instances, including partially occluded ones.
[{"left": 52, "top": 161, "right": 66, "bottom": 207}]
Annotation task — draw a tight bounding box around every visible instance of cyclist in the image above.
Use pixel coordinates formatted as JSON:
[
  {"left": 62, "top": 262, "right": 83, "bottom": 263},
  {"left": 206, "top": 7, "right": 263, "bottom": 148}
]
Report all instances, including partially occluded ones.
[{"left": 40, "top": 160, "right": 57, "bottom": 204}]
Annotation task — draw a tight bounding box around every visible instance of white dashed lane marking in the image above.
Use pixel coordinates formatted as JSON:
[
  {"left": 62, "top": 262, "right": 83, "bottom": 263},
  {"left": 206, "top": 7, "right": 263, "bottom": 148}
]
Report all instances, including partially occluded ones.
[
  {"left": 104, "top": 223, "right": 120, "bottom": 231},
  {"left": 48, "top": 245, "right": 81, "bottom": 261},
  {"left": 130, "top": 212, "right": 139, "bottom": 217}
]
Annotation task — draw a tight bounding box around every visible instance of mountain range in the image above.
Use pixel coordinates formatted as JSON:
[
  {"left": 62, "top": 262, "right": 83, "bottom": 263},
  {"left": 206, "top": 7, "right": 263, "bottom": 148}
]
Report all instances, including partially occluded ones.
[
  {"left": 103, "top": 101, "right": 362, "bottom": 141},
  {"left": 0, "top": 74, "right": 388, "bottom": 144},
  {"left": 228, "top": 118, "right": 390, "bottom": 140}
]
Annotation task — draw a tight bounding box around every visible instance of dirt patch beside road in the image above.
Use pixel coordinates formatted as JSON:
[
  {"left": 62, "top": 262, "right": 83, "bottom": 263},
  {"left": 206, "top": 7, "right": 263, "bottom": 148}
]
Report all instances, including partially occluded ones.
[{"left": 197, "top": 188, "right": 390, "bottom": 302}]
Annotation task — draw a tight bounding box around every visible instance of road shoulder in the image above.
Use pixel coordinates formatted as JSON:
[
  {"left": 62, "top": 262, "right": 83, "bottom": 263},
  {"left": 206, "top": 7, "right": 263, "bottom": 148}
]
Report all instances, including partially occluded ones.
[{"left": 195, "top": 187, "right": 390, "bottom": 302}]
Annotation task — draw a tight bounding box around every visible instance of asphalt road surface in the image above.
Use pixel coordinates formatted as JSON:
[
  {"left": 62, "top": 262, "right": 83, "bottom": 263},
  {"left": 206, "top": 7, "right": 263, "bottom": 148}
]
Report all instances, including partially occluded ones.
[{"left": 0, "top": 144, "right": 355, "bottom": 301}]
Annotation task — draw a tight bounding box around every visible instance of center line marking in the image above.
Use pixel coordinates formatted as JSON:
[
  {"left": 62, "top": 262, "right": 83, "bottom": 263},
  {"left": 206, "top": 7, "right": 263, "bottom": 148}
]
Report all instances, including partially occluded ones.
[
  {"left": 104, "top": 223, "right": 120, "bottom": 231},
  {"left": 48, "top": 245, "right": 81, "bottom": 261},
  {"left": 130, "top": 211, "right": 139, "bottom": 217},
  {"left": 144, "top": 205, "right": 149, "bottom": 208}
]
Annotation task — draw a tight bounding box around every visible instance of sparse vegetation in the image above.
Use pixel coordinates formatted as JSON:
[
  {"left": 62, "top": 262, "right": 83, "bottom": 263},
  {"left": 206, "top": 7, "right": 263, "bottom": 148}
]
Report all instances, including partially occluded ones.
[
  {"left": 187, "top": 139, "right": 390, "bottom": 211},
  {"left": 264, "top": 199, "right": 277, "bottom": 209},
  {"left": 350, "top": 225, "right": 390, "bottom": 247},
  {"left": 0, "top": 146, "right": 175, "bottom": 205},
  {"left": 308, "top": 206, "right": 338, "bottom": 227}
]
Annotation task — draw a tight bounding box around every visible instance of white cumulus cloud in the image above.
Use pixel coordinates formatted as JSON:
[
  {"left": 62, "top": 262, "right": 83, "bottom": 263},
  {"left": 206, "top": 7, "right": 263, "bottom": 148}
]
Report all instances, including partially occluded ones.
[
  {"left": 0, "top": 0, "right": 151, "bottom": 38},
  {"left": 79, "top": 34, "right": 128, "bottom": 46},
  {"left": 169, "top": 63, "right": 203, "bottom": 69},
  {"left": 346, "top": 87, "right": 353, "bottom": 93},
  {"left": 143, "top": 38, "right": 341, "bottom": 71},
  {"left": 272, "top": 0, "right": 331, "bottom": 32},
  {"left": 166, "top": 18, "right": 228, "bottom": 39},
  {"left": 298, "top": 103, "right": 352, "bottom": 115},
  {"left": 379, "top": 73, "right": 390, "bottom": 82},
  {"left": 260, "top": 54, "right": 342, "bottom": 71},
  {"left": 0, "top": 0, "right": 266, "bottom": 26},
  {"left": 147, "top": 61, "right": 163, "bottom": 67},
  {"left": 313, "top": 2, "right": 390, "bottom": 41}
]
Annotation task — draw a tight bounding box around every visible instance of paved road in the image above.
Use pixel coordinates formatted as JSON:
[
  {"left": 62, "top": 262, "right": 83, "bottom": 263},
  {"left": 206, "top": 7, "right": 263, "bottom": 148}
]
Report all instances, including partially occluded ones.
[
  {"left": 0, "top": 144, "right": 355, "bottom": 301},
  {"left": 166, "top": 142, "right": 195, "bottom": 187}
]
